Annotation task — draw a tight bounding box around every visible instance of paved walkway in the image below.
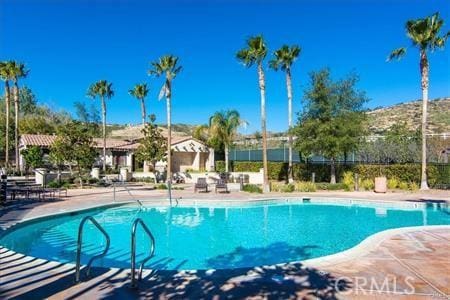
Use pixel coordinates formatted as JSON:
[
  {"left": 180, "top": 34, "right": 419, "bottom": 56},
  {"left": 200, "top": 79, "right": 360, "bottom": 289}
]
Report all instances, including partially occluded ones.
[{"left": 1, "top": 187, "right": 449, "bottom": 299}]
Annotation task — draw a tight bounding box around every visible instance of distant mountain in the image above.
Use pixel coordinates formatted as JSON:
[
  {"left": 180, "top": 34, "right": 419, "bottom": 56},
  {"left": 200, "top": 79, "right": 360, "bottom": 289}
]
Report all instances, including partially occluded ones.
[
  {"left": 108, "top": 98, "right": 450, "bottom": 140},
  {"left": 367, "top": 97, "right": 450, "bottom": 134},
  {"left": 108, "top": 123, "right": 194, "bottom": 139}
]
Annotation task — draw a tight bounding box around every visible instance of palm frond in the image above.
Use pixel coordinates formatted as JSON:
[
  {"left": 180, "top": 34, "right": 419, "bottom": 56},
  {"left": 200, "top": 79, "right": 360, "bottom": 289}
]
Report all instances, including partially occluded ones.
[{"left": 387, "top": 47, "right": 407, "bottom": 61}]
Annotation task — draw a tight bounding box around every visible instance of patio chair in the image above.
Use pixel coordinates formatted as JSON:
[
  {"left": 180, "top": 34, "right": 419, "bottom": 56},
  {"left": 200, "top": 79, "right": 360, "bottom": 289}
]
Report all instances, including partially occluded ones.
[
  {"left": 194, "top": 178, "right": 208, "bottom": 193},
  {"left": 215, "top": 179, "right": 228, "bottom": 193}
]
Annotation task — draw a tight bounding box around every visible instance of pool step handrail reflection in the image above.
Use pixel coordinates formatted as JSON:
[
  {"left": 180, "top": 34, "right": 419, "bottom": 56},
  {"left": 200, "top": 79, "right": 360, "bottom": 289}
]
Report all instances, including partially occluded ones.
[
  {"left": 75, "top": 216, "right": 111, "bottom": 283},
  {"left": 130, "top": 218, "right": 156, "bottom": 288}
]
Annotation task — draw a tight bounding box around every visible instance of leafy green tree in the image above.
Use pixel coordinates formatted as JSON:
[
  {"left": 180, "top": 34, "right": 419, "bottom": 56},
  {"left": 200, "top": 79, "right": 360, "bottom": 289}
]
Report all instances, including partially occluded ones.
[
  {"left": 148, "top": 55, "right": 182, "bottom": 183},
  {"left": 292, "top": 69, "right": 368, "bottom": 183},
  {"left": 20, "top": 146, "right": 44, "bottom": 173},
  {"left": 209, "top": 110, "right": 246, "bottom": 172},
  {"left": 388, "top": 12, "right": 450, "bottom": 190},
  {"left": 236, "top": 35, "right": 270, "bottom": 192},
  {"left": 135, "top": 114, "right": 167, "bottom": 168},
  {"left": 87, "top": 80, "right": 114, "bottom": 172},
  {"left": 269, "top": 44, "right": 301, "bottom": 182},
  {"left": 129, "top": 83, "right": 149, "bottom": 125},
  {"left": 19, "top": 86, "right": 38, "bottom": 115},
  {"left": 50, "top": 121, "right": 97, "bottom": 187},
  {"left": 74, "top": 101, "right": 101, "bottom": 136}
]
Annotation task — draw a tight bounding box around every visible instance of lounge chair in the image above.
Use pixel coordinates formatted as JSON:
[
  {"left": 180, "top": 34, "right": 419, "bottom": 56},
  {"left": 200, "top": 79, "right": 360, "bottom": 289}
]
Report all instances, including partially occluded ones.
[
  {"left": 194, "top": 178, "right": 208, "bottom": 193},
  {"left": 215, "top": 179, "right": 228, "bottom": 193}
]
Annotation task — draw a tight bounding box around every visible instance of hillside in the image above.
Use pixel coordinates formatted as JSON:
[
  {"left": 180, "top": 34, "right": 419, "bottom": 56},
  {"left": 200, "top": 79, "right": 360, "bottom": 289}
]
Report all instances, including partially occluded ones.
[
  {"left": 367, "top": 97, "right": 450, "bottom": 134},
  {"left": 109, "top": 123, "right": 194, "bottom": 139}
]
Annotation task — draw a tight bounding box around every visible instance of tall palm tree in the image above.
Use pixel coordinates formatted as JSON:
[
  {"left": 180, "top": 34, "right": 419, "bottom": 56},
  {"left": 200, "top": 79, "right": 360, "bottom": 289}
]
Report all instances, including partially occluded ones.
[
  {"left": 129, "top": 83, "right": 149, "bottom": 125},
  {"left": 236, "top": 35, "right": 270, "bottom": 192},
  {"left": 269, "top": 45, "right": 301, "bottom": 183},
  {"left": 9, "top": 62, "right": 28, "bottom": 172},
  {"left": 148, "top": 55, "right": 182, "bottom": 184},
  {"left": 0, "top": 61, "right": 13, "bottom": 169},
  {"left": 209, "top": 110, "right": 246, "bottom": 173},
  {"left": 388, "top": 12, "right": 449, "bottom": 190},
  {"left": 87, "top": 80, "right": 114, "bottom": 172}
]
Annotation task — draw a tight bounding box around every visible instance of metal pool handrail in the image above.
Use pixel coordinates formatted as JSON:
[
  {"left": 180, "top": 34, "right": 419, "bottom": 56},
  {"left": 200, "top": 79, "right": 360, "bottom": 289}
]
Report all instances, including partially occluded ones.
[
  {"left": 131, "top": 218, "right": 156, "bottom": 288},
  {"left": 75, "top": 216, "right": 111, "bottom": 283}
]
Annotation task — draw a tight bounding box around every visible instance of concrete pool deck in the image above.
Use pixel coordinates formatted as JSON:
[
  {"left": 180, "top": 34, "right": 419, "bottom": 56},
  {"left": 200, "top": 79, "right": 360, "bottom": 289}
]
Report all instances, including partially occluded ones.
[{"left": 0, "top": 186, "right": 449, "bottom": 299}]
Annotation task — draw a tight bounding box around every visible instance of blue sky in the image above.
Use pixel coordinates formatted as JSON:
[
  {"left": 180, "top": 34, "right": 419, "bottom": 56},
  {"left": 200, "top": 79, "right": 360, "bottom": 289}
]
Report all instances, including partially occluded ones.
[{"left": 1, "top": 0, "right": 449, "bottom": 133}]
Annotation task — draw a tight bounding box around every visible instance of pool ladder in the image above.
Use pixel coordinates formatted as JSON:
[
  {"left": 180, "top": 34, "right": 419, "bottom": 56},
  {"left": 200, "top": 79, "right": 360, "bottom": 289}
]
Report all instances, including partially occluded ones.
[
  {"left": 130, "top": 218, "right": 155, "bottom": 288},
  {"left": 74, "top": 216, "right": 155, "bottom": 287},
  {"left": 75, "top": 216, "right": 111, "bottom": 283}
]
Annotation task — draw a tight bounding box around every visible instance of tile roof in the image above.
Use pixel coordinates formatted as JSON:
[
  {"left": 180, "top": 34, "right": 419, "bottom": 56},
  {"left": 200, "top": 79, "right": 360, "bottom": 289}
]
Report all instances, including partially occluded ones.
[{"left": 20, "top": 134, "right": 208, "bottom": 151}]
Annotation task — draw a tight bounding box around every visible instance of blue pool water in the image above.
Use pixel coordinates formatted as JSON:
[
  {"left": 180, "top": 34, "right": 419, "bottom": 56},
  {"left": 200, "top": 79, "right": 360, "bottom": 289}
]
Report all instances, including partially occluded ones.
[{"left": 1, "top": 200, "right": 449, "bottom": 270}]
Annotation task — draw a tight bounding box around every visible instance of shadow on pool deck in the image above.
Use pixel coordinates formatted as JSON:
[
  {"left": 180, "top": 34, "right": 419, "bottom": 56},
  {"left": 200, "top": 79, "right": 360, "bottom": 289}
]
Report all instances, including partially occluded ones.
[{"left": 0, "top": 244, "right": 350, "bottom": 299}]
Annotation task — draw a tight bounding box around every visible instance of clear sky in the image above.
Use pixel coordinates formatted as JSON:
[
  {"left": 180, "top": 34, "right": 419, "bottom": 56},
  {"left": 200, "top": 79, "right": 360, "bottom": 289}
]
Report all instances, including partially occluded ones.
[{"left": 1, "top": 0, "right": 449, "bottom": 133}]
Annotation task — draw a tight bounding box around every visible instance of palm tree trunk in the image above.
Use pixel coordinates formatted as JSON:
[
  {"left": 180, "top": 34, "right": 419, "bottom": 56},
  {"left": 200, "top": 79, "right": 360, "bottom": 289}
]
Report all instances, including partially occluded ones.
[
  {"left": 141, "top": 98, "right": 146, "bottom": 126},
  {"left": 166, "top": 89, "right": 172, "bottom": 183},
  {"left": 419, "top": 50, "right": 429, "bottom": 190},
  {"left": 13, "top": 81, "right": 19, "bottom": 173},
  {"left": 257, "top": 63, "right": 269, "bottom": 192},
  {"left": 101, "top": 97, "right": 106, "bottom": 172},
  {"left": 285, "top": 68, "right": 294, "bottom": 183},
  {"left": 224, "top": 144, "right": 229, "bottom": 173},
  {"left": 4, "top": 82, "right": 10, "bottom": 169}
]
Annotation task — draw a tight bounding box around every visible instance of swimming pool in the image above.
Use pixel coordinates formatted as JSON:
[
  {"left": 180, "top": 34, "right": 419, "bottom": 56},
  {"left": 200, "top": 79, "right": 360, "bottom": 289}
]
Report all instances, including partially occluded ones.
[{"left": 1, "top": 199, "right": 449, "bottom": 270}]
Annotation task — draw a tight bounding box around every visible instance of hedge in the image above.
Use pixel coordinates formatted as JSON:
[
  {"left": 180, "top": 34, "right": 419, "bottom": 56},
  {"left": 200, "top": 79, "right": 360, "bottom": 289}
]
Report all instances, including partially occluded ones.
[{"left": 214, "top": 160, "right": 448, "bottom": 186}]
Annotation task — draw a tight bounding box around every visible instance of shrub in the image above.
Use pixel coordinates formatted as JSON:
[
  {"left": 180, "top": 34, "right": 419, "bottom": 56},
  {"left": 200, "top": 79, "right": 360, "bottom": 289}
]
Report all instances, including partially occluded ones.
[
  {"left": 242, "top": 184, "right": 262, "bottom": 193},
  {"left": 409, "top": 182, "right": 419, "bottom": 191},
  {"left": 398, "top": 181, "right": 409, "bottom": 190},
  {"left": 342, "top": 171, "right": 355, "bottom": 191},
  {"left": 360, "top": 178, "right": 374, "bottom": 191},
  {"left": 155, "top": 183, "right": 168, "bottom": 190},
  {"left": 47, "top": 180, "right": 61, "bottom": 188},
  {"left": 387, "top": 177, "right": 399, "bottom": 189},
  {"left": 315, "top": 182, "right": 346, "bottom": 190},
  {"left": 88, "top": 178, "right": 99, "bottom": 184},
  {"left": 295, "top": 181, "right": 317, "bottom": 192},
  {"left": 215, "top": 161, "right": 226, "bottom": 173}
]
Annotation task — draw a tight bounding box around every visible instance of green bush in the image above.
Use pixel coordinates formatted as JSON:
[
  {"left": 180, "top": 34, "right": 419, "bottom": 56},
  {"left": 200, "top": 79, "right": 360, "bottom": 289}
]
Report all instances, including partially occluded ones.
[
  {"left": 409, "top": 181, "right": 419, "bottom": 191},
  {"left": 315, "top": 182, "right": 346, "bottom": 190},
  {"left": 295, "top": 181, "right": 317, "bottom": 192},
  {"left": 387, "top": 177, "right": 399, "bottom": 189},
  {"left": 215, "top": 161, "right": 226, "bottom": 173},
  {"left": 47, "top": 180, "right": 70, "bottom": 188},
  {"left": 360, "top": 178, "right": 374, "bottom": 191},
  {"left": 397, "top": 181, "right": 409, "bottom": 190},
  {"left": 242, "top": 184, "right": 262, "bottom": 193},
  {"left": 222, "top": 161, "right": 446, "bottom": 187},
  {"left": 47, "top": 180, "right": 61, "bottom": 188},
  {"left": 155, "top": 183, "right": 168, "bottom": 190},
  {"left": 88, "top": 178, "right": 99, "bottom": 184},
  {"left": 342, "top": 171, "right": 355, "bottom": 191}
]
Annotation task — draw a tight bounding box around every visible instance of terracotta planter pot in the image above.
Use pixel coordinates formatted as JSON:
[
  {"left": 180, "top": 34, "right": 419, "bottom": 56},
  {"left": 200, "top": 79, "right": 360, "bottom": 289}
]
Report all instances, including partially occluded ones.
[{"left": 374, "top": 176, "right": 387, "bottom": 193}]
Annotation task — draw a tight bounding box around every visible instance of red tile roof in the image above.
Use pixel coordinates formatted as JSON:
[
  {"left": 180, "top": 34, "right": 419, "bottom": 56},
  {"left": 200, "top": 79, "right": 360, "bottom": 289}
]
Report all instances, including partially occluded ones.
[{"left": 20, "top": 134, "right": 208, "bottom": 151}]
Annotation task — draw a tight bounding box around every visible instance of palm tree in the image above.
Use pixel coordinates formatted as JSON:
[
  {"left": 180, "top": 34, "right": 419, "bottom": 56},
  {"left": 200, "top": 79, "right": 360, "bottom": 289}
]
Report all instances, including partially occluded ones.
[
  {"left": 87, "top": 80, "right": 114, "bottom": 172},
  {"left": 236, "top": 35, "right": 270, "bottom": 192},
  {"left": 148, "top": 55, "right": 182, "bottom": 184},
  {"left": 269, "top": 45, "right": 301, "bottom": 183},
  {"left": 0, "top": 61, "right": 13, "bottom": 169},
  {"left": 209, "top": 110, "right": 246, "bottom": 173},
  {"left": 129, "top": 83, "right": 149, "bottom": 125},
  {"left": 388, "top": 12, "right": 449, "bottom": 190},
  {"left": 9, "top": 62, "right": 28, "bottom": 172}
]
